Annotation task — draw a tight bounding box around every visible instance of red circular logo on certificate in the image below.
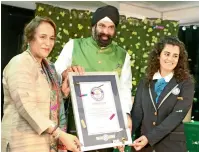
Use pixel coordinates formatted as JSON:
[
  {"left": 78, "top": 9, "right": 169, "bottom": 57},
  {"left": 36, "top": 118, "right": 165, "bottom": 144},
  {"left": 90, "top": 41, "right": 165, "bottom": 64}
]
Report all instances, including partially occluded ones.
[{"left": 91, "top": 87, "right": 104, "bottom": 101}]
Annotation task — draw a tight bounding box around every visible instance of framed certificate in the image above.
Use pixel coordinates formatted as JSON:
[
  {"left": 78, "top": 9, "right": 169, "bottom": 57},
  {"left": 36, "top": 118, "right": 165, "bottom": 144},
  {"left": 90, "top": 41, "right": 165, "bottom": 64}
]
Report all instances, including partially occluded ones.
[{"left": 68, "top": 72, "right": 132, "bottom": 151}]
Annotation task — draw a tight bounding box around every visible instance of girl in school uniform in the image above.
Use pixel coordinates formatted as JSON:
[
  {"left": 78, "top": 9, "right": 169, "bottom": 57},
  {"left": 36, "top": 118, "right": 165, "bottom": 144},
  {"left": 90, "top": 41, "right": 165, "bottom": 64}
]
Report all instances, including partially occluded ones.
[{"left": 130, "top": 36, "right": 194, "bottom": 152}]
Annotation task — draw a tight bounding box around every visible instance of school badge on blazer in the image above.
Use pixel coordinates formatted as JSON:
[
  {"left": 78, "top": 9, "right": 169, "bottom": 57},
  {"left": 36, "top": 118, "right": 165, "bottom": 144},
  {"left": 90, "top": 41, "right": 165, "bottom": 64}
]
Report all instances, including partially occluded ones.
[{"left": 171, "top": 87, "right": 180, "bottom": 95}]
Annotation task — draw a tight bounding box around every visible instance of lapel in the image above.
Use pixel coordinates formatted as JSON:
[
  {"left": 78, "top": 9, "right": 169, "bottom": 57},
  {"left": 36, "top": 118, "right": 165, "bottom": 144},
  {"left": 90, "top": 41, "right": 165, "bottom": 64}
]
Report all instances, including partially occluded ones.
[
  {"left": 150, "top": 80, "right": 158, "bottom": 108},
  {"left": 156, "top": 77, "right": 178, "bottom": 107}
]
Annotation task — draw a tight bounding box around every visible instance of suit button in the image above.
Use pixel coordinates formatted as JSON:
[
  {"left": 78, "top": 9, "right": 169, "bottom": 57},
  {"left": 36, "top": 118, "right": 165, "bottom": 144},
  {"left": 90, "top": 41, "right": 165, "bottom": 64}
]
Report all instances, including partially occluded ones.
[
  {"left": 153, "top": 122, "right": 156, "bottom": 125},
  {"left": 154, "top": 112, "right": 157, "bottom": 116}
]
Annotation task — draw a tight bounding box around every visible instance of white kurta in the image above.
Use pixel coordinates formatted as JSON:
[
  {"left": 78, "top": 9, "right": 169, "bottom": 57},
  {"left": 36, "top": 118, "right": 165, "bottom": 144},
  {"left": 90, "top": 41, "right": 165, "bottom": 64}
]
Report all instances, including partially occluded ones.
[{"left": 55, "top": 39, "right": 132, "bottom": 113}]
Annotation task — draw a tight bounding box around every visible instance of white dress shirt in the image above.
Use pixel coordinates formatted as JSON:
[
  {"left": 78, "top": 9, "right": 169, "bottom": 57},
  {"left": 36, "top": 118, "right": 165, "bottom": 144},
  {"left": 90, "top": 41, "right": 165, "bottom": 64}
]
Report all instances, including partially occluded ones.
[{"left": 153, "top": 71, "right": 174, "bottom": 82}]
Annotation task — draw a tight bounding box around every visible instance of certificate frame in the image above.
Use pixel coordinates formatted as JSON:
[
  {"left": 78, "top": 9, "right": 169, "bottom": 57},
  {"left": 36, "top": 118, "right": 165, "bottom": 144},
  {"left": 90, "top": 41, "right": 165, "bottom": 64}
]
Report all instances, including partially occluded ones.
[{"left": 68, "top": 72, "right": 132, "bottom": 151}]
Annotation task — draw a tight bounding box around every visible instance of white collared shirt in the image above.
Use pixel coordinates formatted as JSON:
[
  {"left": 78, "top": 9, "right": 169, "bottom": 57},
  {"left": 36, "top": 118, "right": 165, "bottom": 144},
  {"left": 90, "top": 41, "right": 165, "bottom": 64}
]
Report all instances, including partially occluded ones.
[{"left": 153, "top": 71, "right": 174, "bottom": 82}]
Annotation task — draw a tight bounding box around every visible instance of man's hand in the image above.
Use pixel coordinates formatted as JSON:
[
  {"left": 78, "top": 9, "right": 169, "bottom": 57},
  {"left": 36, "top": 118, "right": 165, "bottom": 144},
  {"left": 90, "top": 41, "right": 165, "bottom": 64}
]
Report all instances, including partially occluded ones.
[
  {"left": 130, "top": 135, "right": 148, "bottom": 151},
  {"left": 62, "top": 66, "right": 85, "bottom": 81},
  {"left": 61, "top": 77, "right": 70, "bottom": 97},
  {"left": 61, "top": 67, "right": 73, "bottom": 81},
  {"left": 61, "top": 65, "right": 85, "bottom": 97},
  {"left": 127, "top": 114, "right": 132, "bottom": 132}
]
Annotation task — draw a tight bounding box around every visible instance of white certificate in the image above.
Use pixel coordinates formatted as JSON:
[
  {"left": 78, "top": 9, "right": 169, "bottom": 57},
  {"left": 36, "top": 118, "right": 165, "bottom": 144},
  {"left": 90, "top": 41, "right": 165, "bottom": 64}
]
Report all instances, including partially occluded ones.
[
  {"left": 80, "top": 81, "right": 120, "bottom": 135},
  {"left": 68, "top": 72, "right": 132, "bottom": 151}
]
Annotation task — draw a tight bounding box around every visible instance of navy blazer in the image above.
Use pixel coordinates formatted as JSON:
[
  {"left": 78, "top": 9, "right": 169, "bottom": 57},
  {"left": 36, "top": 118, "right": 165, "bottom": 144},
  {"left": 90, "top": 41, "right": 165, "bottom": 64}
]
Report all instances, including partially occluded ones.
[{"left": 131, "top": 77, "right": 194, "bottom": 152}]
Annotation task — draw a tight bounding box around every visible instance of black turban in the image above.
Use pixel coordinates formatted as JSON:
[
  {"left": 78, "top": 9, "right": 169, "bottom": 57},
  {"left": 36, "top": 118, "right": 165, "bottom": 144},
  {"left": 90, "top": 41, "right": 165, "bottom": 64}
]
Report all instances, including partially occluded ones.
[{"left": 91, "top": 5, "right": 119, "bottom": 27}]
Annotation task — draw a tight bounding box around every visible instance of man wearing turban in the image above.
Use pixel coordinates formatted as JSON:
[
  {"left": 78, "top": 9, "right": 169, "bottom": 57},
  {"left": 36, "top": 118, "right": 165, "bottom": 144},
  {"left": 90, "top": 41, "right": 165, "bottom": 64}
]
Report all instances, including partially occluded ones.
[{"left": 55, "top": 5, "right": 132, "bottom": 152}]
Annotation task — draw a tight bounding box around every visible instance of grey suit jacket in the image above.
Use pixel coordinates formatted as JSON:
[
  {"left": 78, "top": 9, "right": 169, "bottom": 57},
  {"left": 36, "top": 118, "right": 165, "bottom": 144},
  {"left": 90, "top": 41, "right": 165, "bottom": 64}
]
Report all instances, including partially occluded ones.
[{"left": 131, "top": 77, "right": 194, "bottom": 152}]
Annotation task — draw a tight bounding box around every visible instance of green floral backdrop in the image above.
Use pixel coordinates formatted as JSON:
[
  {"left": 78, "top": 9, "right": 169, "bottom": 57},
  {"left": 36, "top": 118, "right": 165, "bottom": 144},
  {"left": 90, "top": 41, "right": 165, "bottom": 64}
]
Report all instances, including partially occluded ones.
[{"left": 35, "top": 3, "right": 179, "bottom": 95}]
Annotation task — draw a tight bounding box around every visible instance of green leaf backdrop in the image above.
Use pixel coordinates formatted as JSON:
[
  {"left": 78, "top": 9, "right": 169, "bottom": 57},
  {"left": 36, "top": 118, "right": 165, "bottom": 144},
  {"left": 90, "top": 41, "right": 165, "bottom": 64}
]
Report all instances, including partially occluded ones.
[{"left": 35, "top": 3, "right": 179, "bottom": 95}]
